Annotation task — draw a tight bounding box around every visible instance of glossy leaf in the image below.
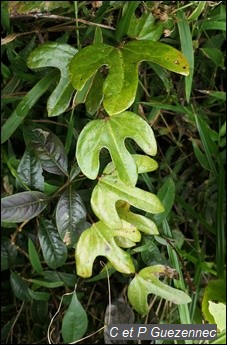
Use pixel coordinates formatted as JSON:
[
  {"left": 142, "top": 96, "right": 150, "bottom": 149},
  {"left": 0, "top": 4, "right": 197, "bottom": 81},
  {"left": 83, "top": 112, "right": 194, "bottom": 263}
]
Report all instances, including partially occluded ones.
[
  {"left": 62, "top": 291, "right": 88, "bottom": 343},
  {"left": 76, "top": 220, "right": 140, "bottom": 277},
  {"left": 23, "top": 125, "right": 68, "bottom": 176},
  {"left": 91, "top": 173, "right": 164, "bottom": 229},
  {"left": 56, "top": 186, "right": 87, "bottom": 247},
  {"left": 1, "top": 191, "right": 48, "bottom": 223},
  {"left": 28, "top": 43, "right": 77, "bottom": 116},
  {"left": 28, "top": 238, "right": 43, "bottom": 274},
  {"left": 76, "top": 111, "right": 157, "bottom": 185},
  {"left": 128, "top": 265, "right": 192, "bottom": 315},
  {"left": 10, "top": 271, "right": 32, "bottom": 302},
  {"left": 17, "top": 149, "right": 44, "bottom": 191},
  {"left": 38, "top": 218, "right": 68, "bottom": 269},
  {"left": 69, "top": 41, "right": 189, "bottom": 115}
]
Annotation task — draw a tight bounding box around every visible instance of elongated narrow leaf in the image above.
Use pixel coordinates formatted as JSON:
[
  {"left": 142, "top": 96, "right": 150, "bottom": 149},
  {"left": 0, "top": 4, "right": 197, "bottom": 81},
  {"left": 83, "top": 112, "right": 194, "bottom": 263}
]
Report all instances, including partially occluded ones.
[
  {"left": 23, "top": 125, "right": 68, "bottom": 176},
  {"left": 1, "top": 191, "right": 48, "bottom": 223},
  {"left": 69, "top": 41, "right": 189, "bottom": 115},
  {"left": 10, "top": 271, "right": 32, "bottom": 302},
  {"left": 1, "top": 70, "right": 57, "bottom": 144},
  {"left": 38, "top": 218, "right": 67, "bottom": 269},
  {"left": 152, "top": 178, "right": 175, "bottom": 225},
  {"left": 17, "top": 149, "right": 44, "bottom": 191},
  {"left": 76, "top": 111, "right": 157, "bottom": 185},
  {"left": 91, "top": 174, "right": 164, "bottom": 229},
  {"left": 62, "top": 291, "right": 88, "bottom": 343},
  {"left": 76, "top": 220, "right": 140, "bottom": 277},
  {"left": 28, "top": 238, "right": 43, "bottom": 274},
  {"left": 128, "top": 265, "right": 191, "bottom": 315},
  {"left": 56, "top": 186, "right": 87, "bottom": 247},
  {"left": 28, "top": 289, "right": 50, "bottom": 302},
  {"left": 28, "top": 43, "right": 77, "bottom": 116}
]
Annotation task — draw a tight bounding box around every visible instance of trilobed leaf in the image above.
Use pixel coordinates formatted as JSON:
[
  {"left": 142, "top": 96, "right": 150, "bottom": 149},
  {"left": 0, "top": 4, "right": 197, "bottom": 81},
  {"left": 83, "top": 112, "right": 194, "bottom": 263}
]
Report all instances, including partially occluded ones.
[
  {"left": 76, "top": 111, "right": 157, "bottom": 185},
  {"left": 56, "top": 187, "right": 87, "bottom": 247},
  {"left": 1, "top": 191, "right": 48, "bottom": 223},
  {"left": 76, "top": 220, "right": 141, "bottom": 277},
  {"left": 16, "top": 149, "right": 44, "bottom": 191},
  {"left": 28, "top": 43, "right": 77, "bottom": 116},
  {"left": 38, "top": 218, "right": 68, "bottom": 269},
  {"left": 99, "top": 154, "right": 160, "bottom": 233},
  {"left": 23, "top": 125, "right": 68, "bottom": 176},
  {"left": 91, "top": 173, "right": 164, "bottom": 230},
  {"left": 128, "top": 265, "right": 192, "bottom": 314},
  {"left": 69, "top": 41, "right": 189, "bottom": 115}
]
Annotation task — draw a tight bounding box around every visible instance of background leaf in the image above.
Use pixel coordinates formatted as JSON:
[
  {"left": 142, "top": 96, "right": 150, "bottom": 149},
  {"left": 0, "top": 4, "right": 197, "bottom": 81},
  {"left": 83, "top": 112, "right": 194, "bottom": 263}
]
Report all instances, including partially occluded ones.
[
  {"left": 28, "top": 238, "right": 43, "bottom": 274},
  {"left": 10, "top": 271, "right": 32, "bottom": 302},
  {"left": 16, "top": 149, "right": 44, "bottom": 191},
  {"left": 23, "top": 125, "right": 68, "bottom": 176},
  {"left": 104, "top": 296, "right": 135, "bottom": 344},
  {"left": 1, "top": 191, "right": 48, "bottom": 223},
  {"left": 56, "top": 186, "right": 87, "bottom": 247},
  {"left": 38, "top": 218, "right": 68, "bottom": 270},
  {"left": 62, "top": 291, "right": 88, "bottom": 343},
  {"left": 27, "top": 42, "right": 77, "bottom": 116}
]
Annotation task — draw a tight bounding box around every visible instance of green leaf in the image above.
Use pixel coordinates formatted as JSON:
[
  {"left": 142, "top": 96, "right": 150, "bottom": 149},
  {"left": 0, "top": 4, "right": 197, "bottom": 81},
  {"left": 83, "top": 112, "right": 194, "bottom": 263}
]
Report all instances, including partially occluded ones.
[
  {"left": 1, "top": 191, "right": 48, "bottom": 223},
  {"left": 56, "top": 186, "right": 87, "bottom": 247},
  {"left": 1, "top": 70, "right": 57, "bottom": 144},
  {"left": 69, "top": 41, "right": 189, "bottom": 115},
  {"left": 177, "top": 11, "right": 194, "bottom": 102},
  {"left": 38, "top": 218, "right": 68, "bottom": 269},
  {"left": 76, "top": 220, "right": 140, "bottom": 277},
  {"left": 76, "top": 111, "right": 157, "bottom": 186},
  {"left": 128, "top": 265, "right": 192, "bottom": 314},
  {"left": 17, "top": 149, "right": 44, "bottom": 191},
  {"left": 62, "top": 291, "right": 88, "bottom": 343},
  {"left": 28, "top": 289, "right": 50, "bottom": 302},
  {"left": 28, "top": 238, "right": 43, "bottom": 274},
  {"left": 23, "top": 125, "right": 68, "bottom": 176},
  {"left": 202, "top": 278, "right": 226, "bottom": 324},
  {"left": 91, "top": 171, "right": 164, "bottom": 230},
  {"left": 115, "top": 1, "right": 140, "bottom": 41},
  {"left": 192, "top": 139, "right": 210, "bottom": 170},
  {"left": 152, "top": 178, "right": 175, "bottom": 225},
  {"left": 1, "top": 237, "right": 17, "bottom": 271},
  {"left": 128, "top": 12, "right": 163, "bottom": 41},
  {"left": 43, "top": 271, "right": 76, "bottom": 288},
  {"left": 28, "top": 279, "right": 64, "bottom": 288},
  {"left": 10, "top": 271, "right": 32, "bottom": 302},
  {"left": 209, "top": 301, "right": 226, "bottom": 332},
  {"left": 27, "top": 43, "right": 77, "bottom": 116},
  {"left": 200, "top": 47, "right": 224, "bottom": 68}
]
